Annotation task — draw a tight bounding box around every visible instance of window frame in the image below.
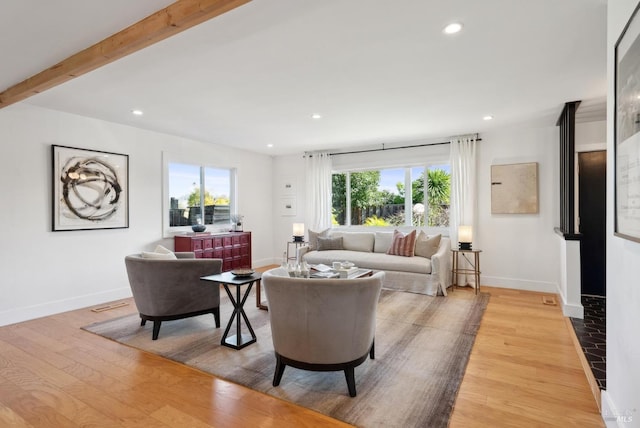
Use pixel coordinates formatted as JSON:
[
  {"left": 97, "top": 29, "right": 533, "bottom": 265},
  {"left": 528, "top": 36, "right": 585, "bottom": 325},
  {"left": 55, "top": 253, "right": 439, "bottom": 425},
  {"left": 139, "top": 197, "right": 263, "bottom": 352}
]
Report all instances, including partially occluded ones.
[
  {"left": 332, "top": 162, "right": 449, "bottom": 231},
  {"left": 162, "top": 152, "right": 237, "bottom": 237}
]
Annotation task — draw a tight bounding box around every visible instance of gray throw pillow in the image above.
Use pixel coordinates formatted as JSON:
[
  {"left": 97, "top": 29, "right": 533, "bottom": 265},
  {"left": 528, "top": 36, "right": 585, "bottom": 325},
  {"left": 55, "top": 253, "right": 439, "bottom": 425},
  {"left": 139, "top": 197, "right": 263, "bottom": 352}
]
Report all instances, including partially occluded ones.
[
  {"left": 414, "top": 232, "right": 441, "bottom": 259},
  {"left": 308, "top": 228, "right": 329, "bottom": 251},
  {"left": 317, "top": 236, "right": 343, "bottom": 251}
]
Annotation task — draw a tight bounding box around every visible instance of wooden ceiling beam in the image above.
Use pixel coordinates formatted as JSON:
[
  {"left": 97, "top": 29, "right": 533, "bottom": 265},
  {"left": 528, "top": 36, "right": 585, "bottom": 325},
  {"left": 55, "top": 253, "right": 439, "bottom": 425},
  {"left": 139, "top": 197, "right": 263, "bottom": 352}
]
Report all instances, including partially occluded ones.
[{"left": 0, "top": 0, "right": 251, "bottom": 109}]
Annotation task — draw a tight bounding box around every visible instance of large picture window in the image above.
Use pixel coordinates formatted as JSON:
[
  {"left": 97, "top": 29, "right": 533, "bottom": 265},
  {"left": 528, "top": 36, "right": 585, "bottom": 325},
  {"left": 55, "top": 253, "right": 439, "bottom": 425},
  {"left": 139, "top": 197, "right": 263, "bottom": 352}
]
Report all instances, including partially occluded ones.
[
  {"left": 163, "top": 153, "right": 236, "bottom": 235},
  {"left": 332, "top": 164, "right": 450, "bottom": 227}
]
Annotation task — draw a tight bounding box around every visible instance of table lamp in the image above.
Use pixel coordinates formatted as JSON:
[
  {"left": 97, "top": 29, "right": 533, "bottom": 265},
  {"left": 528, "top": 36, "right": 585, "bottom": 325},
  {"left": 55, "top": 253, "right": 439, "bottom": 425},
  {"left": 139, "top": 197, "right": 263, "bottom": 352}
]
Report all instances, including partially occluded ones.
[
  {"left": 293, "top": 223, "right": 305, "bottom": 242},
  {"left": 458, "top": 225, "right": 473, "bottom": 250}
]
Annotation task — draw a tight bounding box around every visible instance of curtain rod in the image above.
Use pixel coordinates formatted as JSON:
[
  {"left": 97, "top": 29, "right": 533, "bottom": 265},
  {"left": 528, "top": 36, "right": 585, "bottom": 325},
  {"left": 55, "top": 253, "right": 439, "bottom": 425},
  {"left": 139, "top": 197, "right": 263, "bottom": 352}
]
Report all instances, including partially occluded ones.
[{"left": 304, "top": 135, "right": 481, "bottom": 158}]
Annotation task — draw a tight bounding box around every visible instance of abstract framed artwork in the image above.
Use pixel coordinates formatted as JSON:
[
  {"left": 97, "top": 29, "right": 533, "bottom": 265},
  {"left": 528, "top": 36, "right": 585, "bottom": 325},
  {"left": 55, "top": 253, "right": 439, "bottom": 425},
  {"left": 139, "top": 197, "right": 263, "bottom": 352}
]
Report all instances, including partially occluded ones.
[
  {"left": 490, "top": 162, "right": 539, "bottom": 214},
  {"left": 52, "top": 145, "right": 129, "bottom": 231},
  {"left": 614, "top": 0, "right": 640, "bottom": 243}
]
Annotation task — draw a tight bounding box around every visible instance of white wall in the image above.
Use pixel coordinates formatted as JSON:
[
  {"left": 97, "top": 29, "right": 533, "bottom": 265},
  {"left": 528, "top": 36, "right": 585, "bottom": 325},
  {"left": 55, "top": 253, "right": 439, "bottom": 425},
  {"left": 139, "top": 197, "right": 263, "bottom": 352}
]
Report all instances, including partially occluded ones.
[
  {"left": 0, "top": 103, "right": 273, "bottom": 326},
  {"left": 603, "top": 1, "right": 640, "bottom": 426},
  {"left": 271, "top": 154, "right": 307, "bottom": 262},
  {"left": 477, "top": 125, "right": 560, "bottom": 292},
  {"left": 576, "top": 120, "right": 607, "bottom": 151}
]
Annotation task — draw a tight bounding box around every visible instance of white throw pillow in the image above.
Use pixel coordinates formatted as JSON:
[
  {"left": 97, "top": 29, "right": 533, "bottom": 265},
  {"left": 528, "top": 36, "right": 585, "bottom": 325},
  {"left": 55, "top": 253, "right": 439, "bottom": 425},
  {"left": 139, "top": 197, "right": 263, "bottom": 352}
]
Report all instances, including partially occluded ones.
[
  {"left": 154, "top": 245, "right": 175, "bottom": 255},
  {"left": 374, "top": 232, "right": 394, "bottom": 253},
  {"left": 340, "top": 232, "right": 375, "bottom": 252},
  {"left": 141, "top": 245, "right": 177, "bottom": 260},
  {"left": 414, "top": 232, "right": 441, "bottom": 259}
]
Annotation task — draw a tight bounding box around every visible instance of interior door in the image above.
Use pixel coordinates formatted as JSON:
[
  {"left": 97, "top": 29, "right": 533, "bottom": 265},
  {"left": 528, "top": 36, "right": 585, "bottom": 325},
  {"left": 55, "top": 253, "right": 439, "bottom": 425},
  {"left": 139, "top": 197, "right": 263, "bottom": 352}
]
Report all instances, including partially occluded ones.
[{"left": 578, "top": 150, "right": 606, "bottom": 296}]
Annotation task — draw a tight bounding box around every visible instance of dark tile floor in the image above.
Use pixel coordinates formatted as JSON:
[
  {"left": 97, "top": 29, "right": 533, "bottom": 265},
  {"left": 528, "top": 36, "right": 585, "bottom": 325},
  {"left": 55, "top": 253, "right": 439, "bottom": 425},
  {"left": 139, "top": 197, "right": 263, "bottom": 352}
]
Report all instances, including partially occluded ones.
[{"left": 570, "top": 295, "right": 606, "bottom": 390}]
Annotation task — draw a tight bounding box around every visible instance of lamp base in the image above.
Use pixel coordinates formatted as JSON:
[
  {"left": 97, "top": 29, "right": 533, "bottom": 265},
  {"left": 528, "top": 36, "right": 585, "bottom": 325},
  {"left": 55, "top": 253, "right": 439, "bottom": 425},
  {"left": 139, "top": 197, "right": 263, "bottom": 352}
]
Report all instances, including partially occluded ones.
[
  {"left": 293, "top": 236, "right": 304, "bottom": 242},
  {"left": 459, "top": 242, "right": 472, "bottom": 250}
]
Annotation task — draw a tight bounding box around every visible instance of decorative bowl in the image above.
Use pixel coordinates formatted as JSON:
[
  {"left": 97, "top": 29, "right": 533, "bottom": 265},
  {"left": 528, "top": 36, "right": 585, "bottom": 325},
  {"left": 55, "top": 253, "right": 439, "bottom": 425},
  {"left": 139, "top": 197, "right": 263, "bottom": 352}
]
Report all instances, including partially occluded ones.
[
  {"left": 191, "top": 224, "right": 206, "bottom": 232},
  {"left": 231, "top": 268, "right": 255, "bottom": 277},
  {"left": 342, "top": 261, "right": 355, "bottom": 268}
]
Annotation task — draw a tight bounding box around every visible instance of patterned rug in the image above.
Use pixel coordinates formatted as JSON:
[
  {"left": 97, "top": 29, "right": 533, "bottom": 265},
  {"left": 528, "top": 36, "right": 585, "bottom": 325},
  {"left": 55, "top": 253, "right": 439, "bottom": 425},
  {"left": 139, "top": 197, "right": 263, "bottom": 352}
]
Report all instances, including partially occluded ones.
[{"left": 83, "top": 288, "right": 489, "bottom": 428}]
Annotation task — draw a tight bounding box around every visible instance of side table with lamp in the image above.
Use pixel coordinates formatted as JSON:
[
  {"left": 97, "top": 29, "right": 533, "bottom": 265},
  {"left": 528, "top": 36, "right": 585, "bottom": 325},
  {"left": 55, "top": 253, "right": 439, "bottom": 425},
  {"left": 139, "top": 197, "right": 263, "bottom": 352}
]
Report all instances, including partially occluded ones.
[
  {"left": 287, "top": 222, "right": 306, "bottom": 262},
  {"left": 451, "top": 225, "right": 482, "bottom": 294}
]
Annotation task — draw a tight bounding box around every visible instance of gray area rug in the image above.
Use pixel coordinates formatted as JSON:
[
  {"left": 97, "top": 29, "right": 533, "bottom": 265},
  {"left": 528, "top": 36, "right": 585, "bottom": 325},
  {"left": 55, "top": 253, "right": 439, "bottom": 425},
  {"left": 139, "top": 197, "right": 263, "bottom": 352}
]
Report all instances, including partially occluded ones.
[{"left": 83, "top": 288, "right": 489, "bottom": 428}]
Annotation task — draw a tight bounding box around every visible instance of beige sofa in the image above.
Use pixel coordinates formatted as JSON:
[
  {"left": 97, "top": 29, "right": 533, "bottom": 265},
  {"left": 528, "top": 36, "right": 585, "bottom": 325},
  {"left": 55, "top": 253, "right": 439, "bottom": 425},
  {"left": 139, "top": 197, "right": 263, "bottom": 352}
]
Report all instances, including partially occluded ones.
[{"left": 298, "top": 230, "right": 452, "bottom": 296}]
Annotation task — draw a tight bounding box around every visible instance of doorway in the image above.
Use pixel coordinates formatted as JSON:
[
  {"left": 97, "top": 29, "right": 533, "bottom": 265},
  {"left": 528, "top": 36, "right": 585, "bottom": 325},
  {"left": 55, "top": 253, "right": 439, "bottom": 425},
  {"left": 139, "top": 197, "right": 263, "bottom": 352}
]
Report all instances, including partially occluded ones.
[
  {"left": 578, "top": 150, "right": 606, "bottom": 296},
  {"left": 573, "top": 149, "right": 607, "bottom": 390}
]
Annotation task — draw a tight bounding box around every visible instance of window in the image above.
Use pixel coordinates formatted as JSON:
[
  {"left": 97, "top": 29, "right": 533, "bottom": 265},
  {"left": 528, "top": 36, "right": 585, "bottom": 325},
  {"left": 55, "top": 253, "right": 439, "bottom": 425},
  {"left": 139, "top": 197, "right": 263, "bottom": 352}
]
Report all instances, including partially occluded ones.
[
  {"left": 164, "top": 156, "right": 236, "bottom": 235},
  {"left": 332, "top": 165, "right": 450, "bottom": 227}
]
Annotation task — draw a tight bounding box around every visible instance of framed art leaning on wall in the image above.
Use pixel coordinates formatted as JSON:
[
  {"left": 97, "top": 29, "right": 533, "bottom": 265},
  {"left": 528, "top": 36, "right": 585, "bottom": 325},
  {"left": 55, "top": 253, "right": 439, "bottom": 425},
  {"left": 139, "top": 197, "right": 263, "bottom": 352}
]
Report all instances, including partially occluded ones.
[
  {"left": 614, "top": 1, "right": 640, "bottom": 243},
  {"left": 52, "top": 145, "right": 129, "bottom": 231}
]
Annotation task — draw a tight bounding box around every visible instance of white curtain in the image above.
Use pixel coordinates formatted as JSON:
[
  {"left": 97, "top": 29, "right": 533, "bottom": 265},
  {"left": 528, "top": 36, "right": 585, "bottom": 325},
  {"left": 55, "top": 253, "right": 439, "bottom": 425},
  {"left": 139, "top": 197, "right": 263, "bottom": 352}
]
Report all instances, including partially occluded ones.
[
  {"left": 449, "top": 134, "right": 478, "bottom": 287},
  {"left": 305, "top": 152, "right": 333, "bottom": 231}
]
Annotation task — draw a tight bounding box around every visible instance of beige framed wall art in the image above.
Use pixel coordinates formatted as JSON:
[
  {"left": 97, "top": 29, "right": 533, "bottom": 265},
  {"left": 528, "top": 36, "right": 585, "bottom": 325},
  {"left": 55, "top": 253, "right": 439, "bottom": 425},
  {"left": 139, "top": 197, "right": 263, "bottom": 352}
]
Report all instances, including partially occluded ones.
[{"left": 491, "top": 162, "right": 539, "bottom": 214}]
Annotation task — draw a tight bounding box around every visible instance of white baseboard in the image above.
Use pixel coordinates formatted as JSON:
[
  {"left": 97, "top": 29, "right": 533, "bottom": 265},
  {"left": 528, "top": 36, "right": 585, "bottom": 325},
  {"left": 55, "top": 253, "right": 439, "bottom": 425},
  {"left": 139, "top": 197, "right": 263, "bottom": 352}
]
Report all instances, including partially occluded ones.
[
  {"left": 601, "top": 390, "right": 634, "bottom": 427},
  {"left": 0, "top": 287, "right": 132, "bottom": 327},
  {"left": 253, "top": 257, "right": 278, "bottom": 268},
  {"left": 481, "top": 275, "right": 557, "bottom": 293},
  {"left": 558, "top": 288, "right": 584, "bottom": 318}
]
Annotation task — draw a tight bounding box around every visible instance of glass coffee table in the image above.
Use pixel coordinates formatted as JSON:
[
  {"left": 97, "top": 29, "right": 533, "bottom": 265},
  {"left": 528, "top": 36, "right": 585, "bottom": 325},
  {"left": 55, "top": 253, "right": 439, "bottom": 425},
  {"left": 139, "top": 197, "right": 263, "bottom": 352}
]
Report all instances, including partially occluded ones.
[{"left": 310, "top": 268, "right": 372, "bottom": 279}]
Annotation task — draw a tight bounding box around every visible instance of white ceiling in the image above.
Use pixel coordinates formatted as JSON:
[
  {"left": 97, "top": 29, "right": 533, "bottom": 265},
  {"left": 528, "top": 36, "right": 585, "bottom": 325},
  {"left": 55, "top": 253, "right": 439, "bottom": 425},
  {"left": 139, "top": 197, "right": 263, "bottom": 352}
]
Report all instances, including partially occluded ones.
[{"left": 2, "top": 0, "right": 607, "bottom": 156}]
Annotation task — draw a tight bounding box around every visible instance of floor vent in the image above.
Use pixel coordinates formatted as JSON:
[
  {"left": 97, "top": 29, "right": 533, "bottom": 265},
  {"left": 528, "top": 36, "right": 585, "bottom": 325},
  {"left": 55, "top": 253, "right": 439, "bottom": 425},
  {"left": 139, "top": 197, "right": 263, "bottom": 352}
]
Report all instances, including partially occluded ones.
[
  {"left": 542, "top": 296, "right": 557, "bottom": 306},
  {"left": 91, "top": 301, "right": 129, "bottom": 312}
]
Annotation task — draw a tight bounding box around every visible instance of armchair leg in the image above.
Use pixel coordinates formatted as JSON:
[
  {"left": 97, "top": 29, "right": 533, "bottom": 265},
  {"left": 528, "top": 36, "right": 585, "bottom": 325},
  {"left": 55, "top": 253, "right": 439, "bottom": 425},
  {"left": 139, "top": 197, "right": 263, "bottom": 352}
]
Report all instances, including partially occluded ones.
[
  {"left": 344, "top": 367, "right": 357, "bottom": 397},
  {"left": 213, "top": 307, "right": 220, "bottom": 328},
  {"left": 152, "top": 321, "right": 162, "bottom": 340},
  {"left": 273, "top": 354, "right": 286, "bottom": 386},
  {"left": 369, "top": 339, "right": 375, "bottom": 359},
  {"left": 140, "top": 317, "right": 146, "bottom": 326}
]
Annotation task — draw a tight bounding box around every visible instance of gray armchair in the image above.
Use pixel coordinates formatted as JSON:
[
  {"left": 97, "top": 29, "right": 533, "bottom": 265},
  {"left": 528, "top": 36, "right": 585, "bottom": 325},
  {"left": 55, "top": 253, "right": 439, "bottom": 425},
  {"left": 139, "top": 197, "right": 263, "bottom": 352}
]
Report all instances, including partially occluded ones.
[
  {"left": 124, "top": 252, "right": 222, "bottom": 340},
  {"left": 262, "top": 268, "right": 384, "bottom": 397}
]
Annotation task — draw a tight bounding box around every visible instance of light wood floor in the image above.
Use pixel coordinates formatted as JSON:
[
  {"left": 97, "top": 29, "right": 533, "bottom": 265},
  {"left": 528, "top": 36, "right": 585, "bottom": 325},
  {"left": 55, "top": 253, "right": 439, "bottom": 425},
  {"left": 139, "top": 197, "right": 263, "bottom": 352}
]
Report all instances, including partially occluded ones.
[{"left": 0, "top": 275, "right": 603, "bottom": 427}]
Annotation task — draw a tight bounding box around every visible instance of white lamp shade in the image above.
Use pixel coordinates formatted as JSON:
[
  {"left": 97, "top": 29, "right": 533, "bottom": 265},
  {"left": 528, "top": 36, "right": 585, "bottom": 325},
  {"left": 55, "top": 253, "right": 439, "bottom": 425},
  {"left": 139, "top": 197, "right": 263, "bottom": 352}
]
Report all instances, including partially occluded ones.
[
  {"left": 458, "top": 225, "right": 473, "bottom": 243},
  {"left": 292, "top": 223, "right": 305, "bottom": 237}
]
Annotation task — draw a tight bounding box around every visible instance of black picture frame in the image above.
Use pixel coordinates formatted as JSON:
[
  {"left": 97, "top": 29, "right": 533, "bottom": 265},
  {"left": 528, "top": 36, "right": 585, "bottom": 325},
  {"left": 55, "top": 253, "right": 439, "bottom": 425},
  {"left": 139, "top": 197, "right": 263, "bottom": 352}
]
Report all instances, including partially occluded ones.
[
  {"left": 614, "top": 1, "right": 640, "bottom": 243},
  {"left": 52, "top": 145, "right": 129, "bottom": 231}
]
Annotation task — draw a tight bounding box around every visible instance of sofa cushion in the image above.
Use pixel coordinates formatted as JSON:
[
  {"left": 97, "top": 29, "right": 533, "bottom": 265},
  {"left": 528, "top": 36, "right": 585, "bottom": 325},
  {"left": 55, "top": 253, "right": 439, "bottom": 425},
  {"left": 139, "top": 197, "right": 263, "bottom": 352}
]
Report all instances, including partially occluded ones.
[
  {"left": 374, "top": 232, "right": 394, "bottom": 253},
  {"left": 308, "top": 228, "right": 329, "bottom": 251},
  {"left": 387, "top": 230, "right": 416, "bottom": 257},
  {"left": 330, "top": 231, "right": 375, "bottom": 252},
  {"left": 415, "top": 232, "right": 441, "bottom": 259},
  {"left": 317, "top": 236, "right": 344, "bottom": 251},
  {"left": 303, "top": 249, "right": 431, "bottom": 274}
]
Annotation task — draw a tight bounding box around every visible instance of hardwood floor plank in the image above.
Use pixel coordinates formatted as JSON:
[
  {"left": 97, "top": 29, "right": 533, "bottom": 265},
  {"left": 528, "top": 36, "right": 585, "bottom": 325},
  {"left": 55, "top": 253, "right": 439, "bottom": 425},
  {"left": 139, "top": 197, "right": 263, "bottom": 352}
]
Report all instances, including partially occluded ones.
[
  {"left": 0, "top": 375, "right": 80, "bottom": 428},
  {"left": 150, "top": 405, "right": 213, "bottom": 428},
  {"left": 61, "top": 381, "right": 149, "bottom": 426},
  {"left": 0, "top": 406, "right": 35, "bottom": 428}
]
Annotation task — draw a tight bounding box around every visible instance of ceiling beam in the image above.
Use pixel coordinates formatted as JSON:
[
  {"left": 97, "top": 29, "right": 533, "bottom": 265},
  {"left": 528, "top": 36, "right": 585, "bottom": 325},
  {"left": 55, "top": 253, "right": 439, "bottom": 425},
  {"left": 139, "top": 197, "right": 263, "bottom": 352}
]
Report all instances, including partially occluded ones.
[{"left": 0, "top": 0, "right": 251, "bottom": 109}]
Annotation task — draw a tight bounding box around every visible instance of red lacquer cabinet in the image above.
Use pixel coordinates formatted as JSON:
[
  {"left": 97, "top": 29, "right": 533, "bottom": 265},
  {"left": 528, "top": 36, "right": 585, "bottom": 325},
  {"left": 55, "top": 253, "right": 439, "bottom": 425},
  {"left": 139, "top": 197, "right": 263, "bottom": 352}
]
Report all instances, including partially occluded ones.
[{"left": 174, "top": 232, "right": 251, "bottom": 272}]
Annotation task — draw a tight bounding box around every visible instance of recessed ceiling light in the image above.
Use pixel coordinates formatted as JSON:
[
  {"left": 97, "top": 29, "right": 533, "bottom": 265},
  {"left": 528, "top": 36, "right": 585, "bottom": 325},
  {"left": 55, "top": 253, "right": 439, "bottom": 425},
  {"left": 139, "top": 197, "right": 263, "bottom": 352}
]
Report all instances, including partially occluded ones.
[
  {"left": 443, "top": 22, "right": 463, "bottom": 35},
  {"left": 311, "top": 113, "right": 322, "bottom": 120},
  {"left": 131, "top": 109, "right": 143, "bottom": 116},
  {"left": 483, "top": 115, "right": 494, "bottom": 121},
  {"left": 267, "top": 144, "right": 274, "bottom": 148}
]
